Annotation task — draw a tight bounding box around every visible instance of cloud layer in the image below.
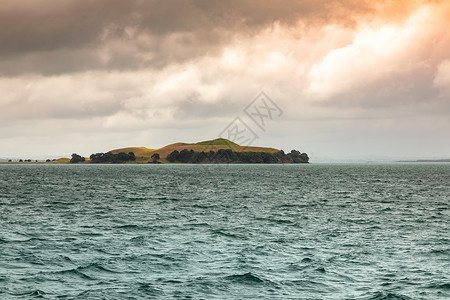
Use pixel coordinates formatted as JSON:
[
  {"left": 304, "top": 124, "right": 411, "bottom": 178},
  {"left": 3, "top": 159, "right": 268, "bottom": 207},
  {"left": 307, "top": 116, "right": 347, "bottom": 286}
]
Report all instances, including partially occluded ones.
[{"left": 1, "top": 0, "right": 449, "bottom": 160}]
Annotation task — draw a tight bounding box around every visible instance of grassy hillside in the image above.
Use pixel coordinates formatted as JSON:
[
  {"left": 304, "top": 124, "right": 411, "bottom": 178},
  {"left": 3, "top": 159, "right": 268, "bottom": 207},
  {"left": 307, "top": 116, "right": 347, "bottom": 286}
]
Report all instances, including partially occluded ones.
[
  {"left": 109, "top": 147, "right": 156, "bottom": 163},
  {"left": 45, "top": 138, "right": 285, "bottom": 164},
  {"left": 52, "top": 158, "right": 71, "bottom": 163}
]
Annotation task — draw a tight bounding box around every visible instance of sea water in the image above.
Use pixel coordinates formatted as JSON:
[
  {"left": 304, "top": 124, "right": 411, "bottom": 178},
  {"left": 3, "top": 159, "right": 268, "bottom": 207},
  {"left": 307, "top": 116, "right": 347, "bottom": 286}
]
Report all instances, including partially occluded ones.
[{"left": 0, "top": 163, "right": 449, "bottom": 299}]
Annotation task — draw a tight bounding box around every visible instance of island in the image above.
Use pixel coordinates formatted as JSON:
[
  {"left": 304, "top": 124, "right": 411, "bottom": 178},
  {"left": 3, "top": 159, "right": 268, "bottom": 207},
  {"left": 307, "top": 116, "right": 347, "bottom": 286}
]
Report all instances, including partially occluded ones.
[
  {"left": 3, "top": 138, "right": 309, "bottom": 164},
  {"left": 70, "top": 138, "right": 309, "bottom": 164}
]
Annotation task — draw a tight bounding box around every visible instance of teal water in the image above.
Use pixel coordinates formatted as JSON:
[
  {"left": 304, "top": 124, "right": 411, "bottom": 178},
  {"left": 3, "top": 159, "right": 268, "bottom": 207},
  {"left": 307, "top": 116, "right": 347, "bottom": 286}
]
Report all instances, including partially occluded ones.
[{"left": 0, "top": 163, "right": 449, "bottom": 299}]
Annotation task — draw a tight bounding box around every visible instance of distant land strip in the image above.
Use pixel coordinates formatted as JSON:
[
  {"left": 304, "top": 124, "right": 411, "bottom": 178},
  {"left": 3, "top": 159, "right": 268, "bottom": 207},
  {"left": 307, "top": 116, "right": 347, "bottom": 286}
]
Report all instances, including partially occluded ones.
[{"left": 398, "top": 159, "right": 450, "bottom": 163}]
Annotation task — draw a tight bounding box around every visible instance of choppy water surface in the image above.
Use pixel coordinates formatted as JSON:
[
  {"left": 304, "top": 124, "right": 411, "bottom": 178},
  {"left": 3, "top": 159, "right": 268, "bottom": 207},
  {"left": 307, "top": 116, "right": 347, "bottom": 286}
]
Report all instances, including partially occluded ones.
[{"left": 1, "top": 163, "right": 449, "bottom": 299}]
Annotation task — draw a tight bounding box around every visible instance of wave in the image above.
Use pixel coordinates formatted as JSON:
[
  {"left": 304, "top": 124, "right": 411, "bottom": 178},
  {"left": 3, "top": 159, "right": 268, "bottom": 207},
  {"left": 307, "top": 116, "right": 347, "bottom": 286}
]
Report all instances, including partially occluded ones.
[
  {"left": 211, "top": 229, "right": 240, "bottom": 238},
  {"left": 79, "top": 231, "right": 103, "bottom": 237},
  {"left": 365, "top": 291, "right": 413, "bottom": 300},
  {"left": 130, "top": 235, "right": 145, "bottom": 242},
  {"left": 137, "top": 282, "right": 165, "bottom": 296},
  {"left": 117, "top": 224, "right": 139, "bottom": 229},
  {"left": 315, "top": 267, "right": 326, "bottom": 273},
  {"left": 126, "top": 197, "right": 147, "bottom": 201},
  {"left": 224, "top": 272, "right": 264, "bottom": 284},
  {"left": 277, "top": 203, "right": 301, "bottom": 208},
  {"left": 284, "top": 279, "right": 331, "bottom": 290},
  {"left": 9, "top": 289, "right": 46, "bottom": 297},
  {"left": 60, "top": 255, "right": 73, "bottom": 263},
  {"left": 50, "top": 262, "right": 120, "bottom": 281},
  {"left": 0, "top": 237, "right": 46, "bottom": 243},
  {"left": 55, "top": 268, "right": 95, "bottom": 280},
  {"left": 77, "top": 262, "right": 119, "bottom": 274},
  {"left": 272, "top": 218, "right": 295, "bottom": 225},
  {"left": 429, "top": 248, "right": 450, "bottom": 255},
  {"left": 427, "top": 282, "right": 450, "bottom": 290},
  {"left": 191, "top": 204, "right": 214, "bottom": 209},
  {"left": 189, "top": 222, "right": 210, "bottom": 227}
]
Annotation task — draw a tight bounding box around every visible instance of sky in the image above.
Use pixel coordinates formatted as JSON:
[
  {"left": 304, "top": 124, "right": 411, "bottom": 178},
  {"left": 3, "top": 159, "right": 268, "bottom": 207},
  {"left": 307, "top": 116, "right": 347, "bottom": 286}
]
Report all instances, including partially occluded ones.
[{"left": 1, "top": 0, "right": 449, "bottom": 161}]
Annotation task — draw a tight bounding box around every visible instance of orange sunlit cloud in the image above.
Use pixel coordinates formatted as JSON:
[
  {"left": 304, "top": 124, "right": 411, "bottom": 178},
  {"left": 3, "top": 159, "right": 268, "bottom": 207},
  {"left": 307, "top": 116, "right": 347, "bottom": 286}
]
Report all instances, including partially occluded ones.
[{"left": 307, "top": 2, "right": 448, "bottom": 99}]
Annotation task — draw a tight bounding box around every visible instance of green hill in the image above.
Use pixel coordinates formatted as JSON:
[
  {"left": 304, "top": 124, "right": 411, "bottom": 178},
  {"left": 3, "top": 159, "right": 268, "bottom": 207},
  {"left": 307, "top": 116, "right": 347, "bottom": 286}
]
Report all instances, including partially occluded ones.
[
  {"left": 106, "top": 138, "right": 280, "bottom": 163},
  {"left": 195, "top": 138, "right": 239, "bottom": 146}
]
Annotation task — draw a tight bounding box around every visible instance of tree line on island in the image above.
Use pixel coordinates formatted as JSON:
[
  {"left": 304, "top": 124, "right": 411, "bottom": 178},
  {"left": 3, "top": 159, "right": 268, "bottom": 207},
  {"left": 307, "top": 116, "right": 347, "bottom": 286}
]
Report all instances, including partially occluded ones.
[
  {"left": 69, "top": 149, "right": 308, "bottom": 164},
  {"left": 166, "top": 149, "right": 308, "bottom": 163},
  {"left": 89, "top": 152, "right": 136, "bottom": 163},
  {"left": 70, "top": 152, "right": 136, "bottom": 163},
  {"left": 6, "top": 159, "right": 56, "bottom": 163}
]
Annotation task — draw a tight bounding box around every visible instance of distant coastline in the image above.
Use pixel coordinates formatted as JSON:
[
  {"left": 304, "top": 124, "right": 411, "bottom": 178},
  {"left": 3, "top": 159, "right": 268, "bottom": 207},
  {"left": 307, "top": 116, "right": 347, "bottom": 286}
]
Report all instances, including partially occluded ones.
[
  {"left": 2, "top": 138, "right": 309, "bottom": 164},
  {"left": 398, "top": 159, "right": 450, "bottom": 163}
]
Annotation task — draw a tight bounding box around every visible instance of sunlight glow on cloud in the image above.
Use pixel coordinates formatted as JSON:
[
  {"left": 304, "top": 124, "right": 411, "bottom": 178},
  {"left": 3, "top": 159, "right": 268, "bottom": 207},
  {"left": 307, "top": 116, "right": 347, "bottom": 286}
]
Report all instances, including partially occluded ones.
[
  {"left": 221, "top": 49, "right": 242, "bottom": 68},
  {"left": 307, "top": 4, "right": 434, "bottom": 99}
]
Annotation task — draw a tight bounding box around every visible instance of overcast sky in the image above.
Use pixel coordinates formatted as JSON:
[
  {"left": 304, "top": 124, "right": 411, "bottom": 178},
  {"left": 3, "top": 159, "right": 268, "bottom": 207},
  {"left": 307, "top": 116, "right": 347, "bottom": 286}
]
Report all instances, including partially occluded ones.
[{"left": 1, "top": 0, "right": 449, "bottom": 161}]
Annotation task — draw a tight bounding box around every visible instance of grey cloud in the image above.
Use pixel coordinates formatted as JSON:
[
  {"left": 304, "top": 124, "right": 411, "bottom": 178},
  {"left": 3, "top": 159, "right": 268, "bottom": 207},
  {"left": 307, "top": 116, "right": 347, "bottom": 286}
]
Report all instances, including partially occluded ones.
[
  {"left": 0, "top": 94, "right": 124, "bottom": 123},
  {"left": 0, "top": 0, "right": 133, "bottom": 56},
  {"left": 0, "top": 0, "right": 375, "bottom": 76},
  {"left": 173, "top": 94, "right": 243, "bottom": 120},
  {"left": 314, "top": 66, "right": 445, "bottom": 115}
]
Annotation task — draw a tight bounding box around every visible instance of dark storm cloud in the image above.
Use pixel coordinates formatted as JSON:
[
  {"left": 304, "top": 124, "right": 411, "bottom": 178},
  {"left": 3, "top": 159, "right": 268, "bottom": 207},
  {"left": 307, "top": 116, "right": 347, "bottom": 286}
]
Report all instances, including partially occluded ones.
[
  {"left": 0, "top": 0, "right": 131, "bottom": 55},
  {"left": 0, "top": 0, "right": 373, "bottom": 76}
]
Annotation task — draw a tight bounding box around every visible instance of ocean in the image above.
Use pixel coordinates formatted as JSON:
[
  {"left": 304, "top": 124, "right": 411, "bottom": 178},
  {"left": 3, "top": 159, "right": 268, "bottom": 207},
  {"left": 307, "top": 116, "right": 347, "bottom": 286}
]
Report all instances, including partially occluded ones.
[{"left": 0, "top": 163, "right": 449, "bottom": 299}]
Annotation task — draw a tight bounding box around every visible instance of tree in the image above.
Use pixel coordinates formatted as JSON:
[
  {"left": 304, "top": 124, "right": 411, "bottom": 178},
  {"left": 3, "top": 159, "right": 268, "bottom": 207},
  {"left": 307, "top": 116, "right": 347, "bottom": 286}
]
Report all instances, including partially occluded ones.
[
  {"left": 70, "top": 153, "right": 85, "bottom": 163},
  {"left": 299, "top": 153, "right": 309, "bottom": 163},
  {"left": 128, "top": 152, "right": 136, "bottom": 161},
  {"left": 290, "top": 150, "right": 301, "bottom": 156},
  {"left": 166, "top": 150, "right": 179, "bottom": 162},
  {"left": 151, "top": 153, "right": 160, "bottom": 164},
  {"left": 90, "top": 151, "right": 135, "bottom": 163},
  {"left": 178, "top": 149, "right": 192, "bottom": 163},
  {"left": 90, "top": 153, "right": 104, "bottom": 163},
  {"left": 117, "top": 152, "right": 130, "bottom": 162},
  {"left": 194, "top": 151, "right": 207, "bottom": 163}
]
